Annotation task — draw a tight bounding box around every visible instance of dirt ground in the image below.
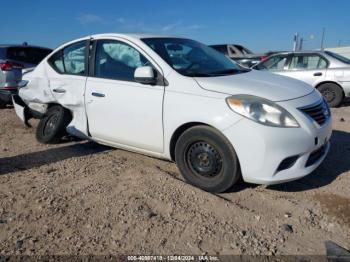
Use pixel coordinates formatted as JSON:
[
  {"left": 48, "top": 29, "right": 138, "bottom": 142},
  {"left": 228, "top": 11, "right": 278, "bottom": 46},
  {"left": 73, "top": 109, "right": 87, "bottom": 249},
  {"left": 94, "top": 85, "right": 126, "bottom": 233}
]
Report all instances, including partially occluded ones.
[{"left": 0, "top": 101, "right": 349, "bottom": 256}]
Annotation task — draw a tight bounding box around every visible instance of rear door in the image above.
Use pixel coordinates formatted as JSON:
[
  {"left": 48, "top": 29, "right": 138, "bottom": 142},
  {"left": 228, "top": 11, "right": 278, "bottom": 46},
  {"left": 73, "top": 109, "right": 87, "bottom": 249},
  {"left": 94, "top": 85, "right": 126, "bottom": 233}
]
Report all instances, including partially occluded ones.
[
  {"left": 280, "top": 53, "right": 328, "bottom": 86},
  {"left": 46, "top": 40, "right": 90, "bottom": 135}
]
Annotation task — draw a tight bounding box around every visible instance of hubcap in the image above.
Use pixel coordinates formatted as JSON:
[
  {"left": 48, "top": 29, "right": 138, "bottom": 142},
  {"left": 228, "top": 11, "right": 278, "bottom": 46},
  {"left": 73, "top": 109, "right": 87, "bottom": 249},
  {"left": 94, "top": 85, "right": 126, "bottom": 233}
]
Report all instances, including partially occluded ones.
[
  {"left": 322, "top": 88, "right": 335, "bottom": 102},
  {"left": 186, "top": 141, "right": 223, "bottom": 178},
  {"left": 43, "top": 113, "right": 59, "bottom": 136}
]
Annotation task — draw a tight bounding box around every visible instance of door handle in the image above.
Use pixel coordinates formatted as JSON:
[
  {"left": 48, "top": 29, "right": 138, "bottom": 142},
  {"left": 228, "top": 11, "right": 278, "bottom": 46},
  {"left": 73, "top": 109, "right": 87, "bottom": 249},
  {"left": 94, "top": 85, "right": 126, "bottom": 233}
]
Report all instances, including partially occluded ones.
[
  {"left": 91, "top": 92, "right": 105, "bottom": 98},
  {"left": 53, "top": 88, "right": 66, "bottom": 93},
  {"left": 314, "top": 72, "right": 322, "bottom": 76}
]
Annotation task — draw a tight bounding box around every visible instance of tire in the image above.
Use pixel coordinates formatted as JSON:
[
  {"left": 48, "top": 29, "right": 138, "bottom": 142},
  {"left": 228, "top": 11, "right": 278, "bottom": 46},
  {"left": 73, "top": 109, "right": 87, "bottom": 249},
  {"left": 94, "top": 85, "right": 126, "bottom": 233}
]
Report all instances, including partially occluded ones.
[
  {"left": 0, "top": 99, "right": 7, "bottom": 109},
  {"left": 175, "top": 125, "right": 240, "bottom": 193},
  {"left": 317, "top": 83, "right": 343, "bottom": 107},
  {"left": 36, "top": 105, "right": 71, "bottom": 144}
]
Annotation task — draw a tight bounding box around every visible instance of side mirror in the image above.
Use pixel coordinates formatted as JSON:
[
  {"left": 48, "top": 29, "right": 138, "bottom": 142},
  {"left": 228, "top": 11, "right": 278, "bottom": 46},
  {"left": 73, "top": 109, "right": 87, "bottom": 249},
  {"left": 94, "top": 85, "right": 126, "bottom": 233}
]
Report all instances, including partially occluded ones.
[{"left": 134, "top": 66, "right": 157, "bottom": 85}]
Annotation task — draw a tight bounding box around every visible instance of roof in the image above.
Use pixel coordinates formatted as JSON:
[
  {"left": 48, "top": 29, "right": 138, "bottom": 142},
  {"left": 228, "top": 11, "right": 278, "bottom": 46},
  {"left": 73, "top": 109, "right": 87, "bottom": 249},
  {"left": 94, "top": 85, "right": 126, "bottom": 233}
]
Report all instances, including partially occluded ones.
[
  {"left": 0, "top": 44, "right": 52, "bottom": 50},
  {"left": 272, "top": 50, "right": 328, "bottom": 55},
  {"left": 90, "top": 33, "right": 177, "bottom": 40},
  {"left": 209, "top": 44, "right": 242, "bottom": 47}
]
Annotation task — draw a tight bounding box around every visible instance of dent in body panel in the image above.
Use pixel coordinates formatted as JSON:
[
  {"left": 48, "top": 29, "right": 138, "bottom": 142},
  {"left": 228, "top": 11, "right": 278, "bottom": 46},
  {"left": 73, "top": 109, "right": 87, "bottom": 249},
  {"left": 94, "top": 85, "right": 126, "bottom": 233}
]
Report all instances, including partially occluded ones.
[{"left": 19, "top": 62, "right": 90, "bottom": 138}]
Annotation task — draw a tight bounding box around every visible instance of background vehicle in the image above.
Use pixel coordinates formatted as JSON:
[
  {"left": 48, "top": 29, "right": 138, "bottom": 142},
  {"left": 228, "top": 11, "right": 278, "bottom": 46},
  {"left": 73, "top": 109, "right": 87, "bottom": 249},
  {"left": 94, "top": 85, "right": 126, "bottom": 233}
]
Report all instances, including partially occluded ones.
[
  {"left": 0, "top": 44, "right": 52, "bottom": 107},
  {"left": 13, "top": 34, "right": 331, "bottom": 193},
  {"left": 253, "top": 51, "right": 350, "bottom": 107},
  {"left": 209, "top": 44, "right": 265, "bottom": 68},
  {"left": 263, "top": 50, "right": 288, "bottom": 59}
]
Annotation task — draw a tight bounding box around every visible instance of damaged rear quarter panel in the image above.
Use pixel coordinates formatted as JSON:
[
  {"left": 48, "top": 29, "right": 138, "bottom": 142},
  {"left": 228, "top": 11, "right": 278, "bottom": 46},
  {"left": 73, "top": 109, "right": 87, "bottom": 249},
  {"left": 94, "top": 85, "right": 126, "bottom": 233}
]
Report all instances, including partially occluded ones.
[{"left": 20, "top": 60, "right": 89, "bottom": 138}]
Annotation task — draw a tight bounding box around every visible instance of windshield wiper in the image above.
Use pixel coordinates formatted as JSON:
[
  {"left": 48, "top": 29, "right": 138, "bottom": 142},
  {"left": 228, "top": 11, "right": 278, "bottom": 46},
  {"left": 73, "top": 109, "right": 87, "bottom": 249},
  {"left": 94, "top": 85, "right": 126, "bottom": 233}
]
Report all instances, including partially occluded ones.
[
  {"left": 209, "top": 69, "right": 247, "bottom": 76},
  {"left": 183, "top": 72, "right": 213, "bottom": 77}
]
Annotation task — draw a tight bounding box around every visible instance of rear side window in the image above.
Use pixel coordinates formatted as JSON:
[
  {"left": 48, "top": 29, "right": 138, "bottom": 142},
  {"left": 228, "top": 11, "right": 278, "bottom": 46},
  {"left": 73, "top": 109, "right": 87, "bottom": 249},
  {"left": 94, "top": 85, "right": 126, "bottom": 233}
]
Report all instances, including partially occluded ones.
[
  {"left": 256, "top": 55, "right": 288, "bottom": 71},
  {"left": 289, "top": 55, "right": 328, "bottom": 70},
  {"left": 228, "top": 46, "right": 237, "bottom": 55},
  {"left": 211, "top": 45, "right": 228, "bottom": 55},
  {"left": 325, "top": 51, "right": 350, "bottom": 65},
  {"left": 48, "top": 41, "right": 86, "bottom": 75},
  {"left": 6, "top": 47, "right": 52, "bottom": 65},
  {"left": 234, "top": 45, "right": 253, "bottom": 55}
]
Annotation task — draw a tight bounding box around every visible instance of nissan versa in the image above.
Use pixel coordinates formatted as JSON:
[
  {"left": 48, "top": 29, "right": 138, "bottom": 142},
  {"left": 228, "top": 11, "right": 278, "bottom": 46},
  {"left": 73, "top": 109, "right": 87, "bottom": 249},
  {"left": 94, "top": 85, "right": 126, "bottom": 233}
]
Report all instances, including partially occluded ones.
[{"left": 13, "top": 34, "right": 332, "bottom": 193}]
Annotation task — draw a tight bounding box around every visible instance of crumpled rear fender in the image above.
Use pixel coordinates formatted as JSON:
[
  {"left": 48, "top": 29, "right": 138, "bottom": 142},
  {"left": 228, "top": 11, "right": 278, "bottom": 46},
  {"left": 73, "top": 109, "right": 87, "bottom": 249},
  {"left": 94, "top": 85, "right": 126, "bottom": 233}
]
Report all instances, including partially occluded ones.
[{"left": 18, "top": 63, "right": 90, "bottom": 139}]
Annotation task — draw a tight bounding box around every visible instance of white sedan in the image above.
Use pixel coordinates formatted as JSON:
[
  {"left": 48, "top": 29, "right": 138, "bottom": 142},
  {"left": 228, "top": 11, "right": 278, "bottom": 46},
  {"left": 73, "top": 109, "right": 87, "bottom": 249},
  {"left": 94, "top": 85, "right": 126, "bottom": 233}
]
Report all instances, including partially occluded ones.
[{"left": 13, "top": 34, "right": 332, "bottom": 193}]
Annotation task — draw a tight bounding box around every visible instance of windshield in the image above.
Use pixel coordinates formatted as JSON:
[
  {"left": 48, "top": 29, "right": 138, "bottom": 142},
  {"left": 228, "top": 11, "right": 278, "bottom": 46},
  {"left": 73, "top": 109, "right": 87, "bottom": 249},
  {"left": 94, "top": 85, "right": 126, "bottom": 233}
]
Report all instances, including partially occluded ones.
[
  {"left": 325, "top": 51, "right": 350, "bottom": 65},
  {"left": 142, "top": 38, "right": 248, "bottom": 77}
]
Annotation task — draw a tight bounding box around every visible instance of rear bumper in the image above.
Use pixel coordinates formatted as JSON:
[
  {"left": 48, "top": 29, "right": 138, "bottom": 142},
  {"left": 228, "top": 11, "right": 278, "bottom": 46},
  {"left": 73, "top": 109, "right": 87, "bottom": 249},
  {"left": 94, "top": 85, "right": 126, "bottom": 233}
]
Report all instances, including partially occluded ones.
[{"left": 0, "top": 89, "right": 17, "bottom": 103}]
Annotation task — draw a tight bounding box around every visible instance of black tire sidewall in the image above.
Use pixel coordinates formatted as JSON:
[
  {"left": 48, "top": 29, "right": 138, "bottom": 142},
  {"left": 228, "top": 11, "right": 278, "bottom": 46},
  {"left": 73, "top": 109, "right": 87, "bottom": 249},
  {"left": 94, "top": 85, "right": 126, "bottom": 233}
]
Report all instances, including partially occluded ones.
[
  {"left": 36, "top": 106, "right": 71, "bottom": 144},
  {"left": 318, "top": 83, "right": 343, "bottom": 107},
  {"left": 175, "top": 126, "right": 240, "bottom": 193},
  {"left": 0, "top": 99, "right": 7, "bottom": 108}
]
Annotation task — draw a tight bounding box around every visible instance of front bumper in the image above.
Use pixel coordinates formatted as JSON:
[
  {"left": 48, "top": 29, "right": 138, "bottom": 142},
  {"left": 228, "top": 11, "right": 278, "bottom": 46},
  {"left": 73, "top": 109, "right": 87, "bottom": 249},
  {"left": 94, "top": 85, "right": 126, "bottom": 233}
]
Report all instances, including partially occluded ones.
[{"left": 223, "top": 92, "right": 332, "bottom": 185}]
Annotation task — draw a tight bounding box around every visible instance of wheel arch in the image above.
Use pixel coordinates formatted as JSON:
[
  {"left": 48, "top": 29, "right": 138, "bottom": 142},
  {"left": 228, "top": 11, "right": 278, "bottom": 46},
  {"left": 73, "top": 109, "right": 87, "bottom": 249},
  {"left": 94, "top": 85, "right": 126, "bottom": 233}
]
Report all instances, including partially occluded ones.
[
  {"left": 169, "top": 122, "right": 215, "bottom": 161},
  {"left": 315, "top": 81, "right": 344, "bottom": 96}
]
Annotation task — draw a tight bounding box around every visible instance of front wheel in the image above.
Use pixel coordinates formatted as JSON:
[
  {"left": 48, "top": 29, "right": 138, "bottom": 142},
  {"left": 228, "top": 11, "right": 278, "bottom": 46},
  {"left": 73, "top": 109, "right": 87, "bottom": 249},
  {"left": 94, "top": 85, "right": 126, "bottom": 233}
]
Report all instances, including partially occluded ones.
[
  {"left": 175, "top": 126, "right": 240, "bottom": 193},
  {"left": 318, "top": 83, "right": 343, "bottom": 107},
  {"left": 36, "top": 105, "right": 71, "bottom": 144}
]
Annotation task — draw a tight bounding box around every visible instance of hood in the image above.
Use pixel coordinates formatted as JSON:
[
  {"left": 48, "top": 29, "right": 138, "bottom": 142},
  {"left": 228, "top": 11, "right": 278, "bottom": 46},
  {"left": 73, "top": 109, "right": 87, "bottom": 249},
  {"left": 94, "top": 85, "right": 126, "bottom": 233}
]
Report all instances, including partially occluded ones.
[{"left": 194, "top": 70, "right": 314, "bottom": 101}]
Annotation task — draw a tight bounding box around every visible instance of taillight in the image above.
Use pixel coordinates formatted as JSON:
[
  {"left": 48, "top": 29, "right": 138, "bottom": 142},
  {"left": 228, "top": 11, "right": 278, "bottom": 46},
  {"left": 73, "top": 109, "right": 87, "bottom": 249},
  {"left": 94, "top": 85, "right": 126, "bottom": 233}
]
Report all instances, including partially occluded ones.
[
  {"left": 260, "top": 55, "right": 269, "bottom": 62},
  {"left": 4, "top": 86, "right": 17, "bottom": 90},
  {"left": 0, "top": 61, "right": 24, "bottom": 71}
]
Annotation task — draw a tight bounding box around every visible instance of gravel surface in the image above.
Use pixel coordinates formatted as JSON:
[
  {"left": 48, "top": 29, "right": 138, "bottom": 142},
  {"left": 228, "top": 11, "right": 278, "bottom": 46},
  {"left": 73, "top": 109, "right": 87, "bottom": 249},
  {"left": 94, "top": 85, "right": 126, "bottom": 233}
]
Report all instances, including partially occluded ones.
[{"left": 0, "top": 102, "right": 349, "bottom": 255}]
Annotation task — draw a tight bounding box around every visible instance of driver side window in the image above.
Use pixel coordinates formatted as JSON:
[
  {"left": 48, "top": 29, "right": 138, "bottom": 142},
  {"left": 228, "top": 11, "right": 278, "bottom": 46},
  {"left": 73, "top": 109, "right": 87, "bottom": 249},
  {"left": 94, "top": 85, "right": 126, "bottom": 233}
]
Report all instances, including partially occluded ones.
[{"left": 94, "top": 40, "right": 149, "bottom": 82}]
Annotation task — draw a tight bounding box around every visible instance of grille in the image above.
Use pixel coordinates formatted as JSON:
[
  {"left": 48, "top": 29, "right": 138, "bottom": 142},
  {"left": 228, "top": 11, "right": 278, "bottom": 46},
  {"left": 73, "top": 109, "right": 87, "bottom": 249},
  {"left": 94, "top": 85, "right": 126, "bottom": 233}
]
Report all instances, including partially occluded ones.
[
  {"left": 305, "top": 145, "right": 326, "bottom": 167},
  {"left": 299, "top": 101, "right": 329, "bottom": 126}
]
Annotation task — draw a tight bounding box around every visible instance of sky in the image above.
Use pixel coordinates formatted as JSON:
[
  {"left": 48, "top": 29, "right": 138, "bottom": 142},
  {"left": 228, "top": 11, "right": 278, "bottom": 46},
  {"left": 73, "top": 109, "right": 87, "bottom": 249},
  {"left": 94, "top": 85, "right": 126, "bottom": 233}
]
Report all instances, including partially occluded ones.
[{"left": 2, "top": 0, "right": 350, "bottom": 52}]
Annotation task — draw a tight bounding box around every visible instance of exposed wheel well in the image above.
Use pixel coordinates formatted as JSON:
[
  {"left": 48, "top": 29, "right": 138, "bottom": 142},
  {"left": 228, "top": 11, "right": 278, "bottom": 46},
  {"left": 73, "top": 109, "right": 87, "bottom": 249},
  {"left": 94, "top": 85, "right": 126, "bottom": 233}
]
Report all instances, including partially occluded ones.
[
  {"left": 169, "top": 122, "right": 209, "bottom": 161},
  {"left": 315, "top": 81, "right": 344, "bottom": 96},
  {"left": 46, "top": 103, "right": 72, "bottom": 120}
]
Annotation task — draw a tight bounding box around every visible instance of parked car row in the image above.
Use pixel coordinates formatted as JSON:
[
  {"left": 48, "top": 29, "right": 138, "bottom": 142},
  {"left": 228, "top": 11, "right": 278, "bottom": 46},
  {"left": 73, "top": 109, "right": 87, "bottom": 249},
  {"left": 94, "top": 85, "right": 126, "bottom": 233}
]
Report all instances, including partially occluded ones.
[
  {"left": 252, "top": 51, "right": 350, "bottom": 107},
  {"left": 0, "top": 44, "right": 52, "bottom": 107},
  {"left": 10, "top": 34, "right": 332, "bottom": 193}
]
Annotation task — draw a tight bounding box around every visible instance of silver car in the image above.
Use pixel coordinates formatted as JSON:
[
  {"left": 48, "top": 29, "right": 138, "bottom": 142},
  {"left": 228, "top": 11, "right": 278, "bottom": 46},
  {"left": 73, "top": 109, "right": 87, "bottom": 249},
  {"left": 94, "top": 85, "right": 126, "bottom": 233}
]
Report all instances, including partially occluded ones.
[
  {"left": 253, "top": 51, "right": 350, "bottom": 107},
  {"left": 0, "top": 44, "right": 52, "bottom": 108}
]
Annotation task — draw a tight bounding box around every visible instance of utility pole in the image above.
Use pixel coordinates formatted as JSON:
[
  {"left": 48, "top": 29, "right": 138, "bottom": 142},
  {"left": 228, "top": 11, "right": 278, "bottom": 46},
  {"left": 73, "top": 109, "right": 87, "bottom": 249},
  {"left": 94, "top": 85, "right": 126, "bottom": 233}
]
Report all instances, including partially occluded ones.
[
  {"left": 338, "top": 40, "right": 342, "bottom": 47},
  {"left": 293, "top": 33, "right": 299, "bottom": 51},
  {"left": 299, "top": 37, "right": 303, "bottom": 51},
  {"left": 320, "top": 27, "right": 325, "bottom": 50}
]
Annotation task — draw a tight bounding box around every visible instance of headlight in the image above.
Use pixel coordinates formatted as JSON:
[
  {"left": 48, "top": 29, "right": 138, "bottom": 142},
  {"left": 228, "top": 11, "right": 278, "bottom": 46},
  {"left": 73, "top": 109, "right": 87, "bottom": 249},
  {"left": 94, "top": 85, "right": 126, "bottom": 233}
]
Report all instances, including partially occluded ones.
[{"left": 226, "top": 95, "right": 299, "bottom": 128}]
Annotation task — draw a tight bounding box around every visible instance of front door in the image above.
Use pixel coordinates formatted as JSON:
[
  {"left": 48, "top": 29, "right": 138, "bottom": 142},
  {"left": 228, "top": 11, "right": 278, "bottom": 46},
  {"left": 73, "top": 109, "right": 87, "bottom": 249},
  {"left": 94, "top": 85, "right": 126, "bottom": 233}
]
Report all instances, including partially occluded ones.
[{"left": 85, "top": 39, "right": 164, "bottom": 153}]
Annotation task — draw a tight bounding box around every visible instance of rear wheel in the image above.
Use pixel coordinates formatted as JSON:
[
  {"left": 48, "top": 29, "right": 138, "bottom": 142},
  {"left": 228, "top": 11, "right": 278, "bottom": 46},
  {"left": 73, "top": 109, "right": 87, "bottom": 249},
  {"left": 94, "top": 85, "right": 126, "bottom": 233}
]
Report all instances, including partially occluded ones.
[
  {"left": 0, "top": 99, "right": 7, "bottom": 109},
  {"left": 175, "top": 126, "right": 240, "bottom": 193},
  {"left": 36, "top": 105, "right": 71, "bottom": 144},
  {"left": 318, "top": 83, "right": 343, "bottom": 107}
]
